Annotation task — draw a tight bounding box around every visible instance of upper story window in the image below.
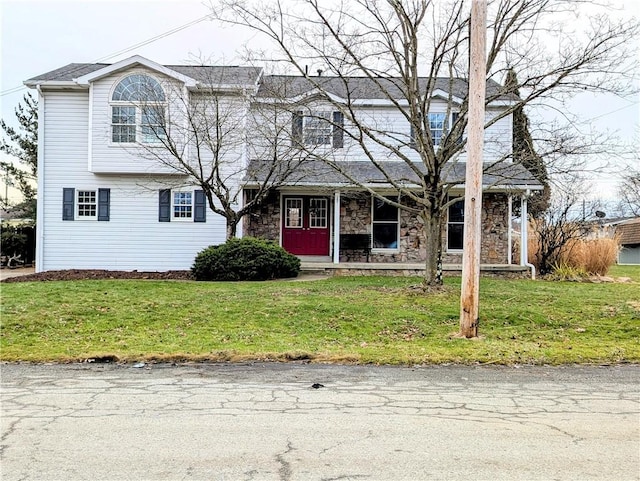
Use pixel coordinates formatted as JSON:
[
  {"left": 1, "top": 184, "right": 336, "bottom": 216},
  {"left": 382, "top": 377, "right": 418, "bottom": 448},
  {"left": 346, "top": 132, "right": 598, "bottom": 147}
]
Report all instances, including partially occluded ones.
[
  {"left": 293, "top": 110, "right": 344, "bottom": 148},
  {"left": 111, "top": 74, "right": 166, "bottom": 144},
  {"left": 410, "top": 112, "right": 459, "bottom": 148},
  {"left": 428, "top": 113, "right": 446, "bottom": 146}
]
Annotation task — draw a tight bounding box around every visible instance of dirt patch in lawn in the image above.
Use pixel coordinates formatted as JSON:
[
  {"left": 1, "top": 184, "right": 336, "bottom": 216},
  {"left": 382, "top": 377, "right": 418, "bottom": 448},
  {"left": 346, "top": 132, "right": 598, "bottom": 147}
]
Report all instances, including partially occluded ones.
[{"left": 1, "top": 269, "right": 194, "bottom": 283}]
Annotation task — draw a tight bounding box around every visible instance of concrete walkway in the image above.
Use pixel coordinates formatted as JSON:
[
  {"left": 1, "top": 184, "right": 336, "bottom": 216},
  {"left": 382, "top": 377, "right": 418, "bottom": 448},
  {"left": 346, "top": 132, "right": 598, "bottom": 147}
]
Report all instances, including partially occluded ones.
[{"left": 0, "top": 266, "right": 34, "bottom": 281}]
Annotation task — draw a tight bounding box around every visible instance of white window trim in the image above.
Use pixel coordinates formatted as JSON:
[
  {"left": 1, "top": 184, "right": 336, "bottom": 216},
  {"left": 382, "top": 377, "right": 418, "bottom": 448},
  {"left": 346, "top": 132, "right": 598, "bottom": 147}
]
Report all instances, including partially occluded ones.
[
  {"left": 309, "top": 197, "right": 328, "bottom": 229},
  {"left": 110, "top": 103, "right": 167, "bottom": 146},
  {"left": 285, "top": 197, "right": 304, "bottom": 229},
  {"left": 446, "top": 196, "right": 465, "bottom": 253},
  {"left": 109, "top": 74, "right": 167, "bottom": 146},
  {"left": 411, "top": 112, "right": 455, "bottom": 149},
  {"left": 371, "top": 195, "right": 400, "bottom": 252},
  {"left": 76, "top": 189, "right": 98, "bottom": 221},
  {"left": 303, "top": 111, "right": 333, "bottom": 147},
  {"left": 171, "top": 190, "right": 194, "bottom": 222}
]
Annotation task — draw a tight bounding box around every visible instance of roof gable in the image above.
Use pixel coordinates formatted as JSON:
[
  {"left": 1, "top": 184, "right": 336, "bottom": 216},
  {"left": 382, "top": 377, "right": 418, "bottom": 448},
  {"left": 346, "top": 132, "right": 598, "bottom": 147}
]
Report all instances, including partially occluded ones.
[
  {"left": 25, "top": 57, "right": 263, "bottom": 90},
  {"left": 73, "top": 55, "right": 197, "bottom": 87},
  {"left": 617, "top": 218, "right": 640, "bottom": 245}
]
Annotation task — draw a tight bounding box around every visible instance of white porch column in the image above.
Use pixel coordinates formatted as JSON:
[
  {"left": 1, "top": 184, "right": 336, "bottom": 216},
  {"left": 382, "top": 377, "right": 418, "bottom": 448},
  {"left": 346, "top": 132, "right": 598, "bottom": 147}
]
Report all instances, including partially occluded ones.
[
  {"left": 333, "top": 190, "right": 341, "bottom": 264},
  {"left": 520, "top": 194, "right": 528, "bottom": 266}
]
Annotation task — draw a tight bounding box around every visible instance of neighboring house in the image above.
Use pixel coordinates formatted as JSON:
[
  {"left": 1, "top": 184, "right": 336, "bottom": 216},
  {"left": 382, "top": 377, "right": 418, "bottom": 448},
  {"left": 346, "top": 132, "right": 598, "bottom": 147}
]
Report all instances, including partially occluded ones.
[
  {"left": 25, "top": 55, "right": 542, "bottom": 273},
  {"left": 616, "top": 218, "right": 640, "bottom": 265}
]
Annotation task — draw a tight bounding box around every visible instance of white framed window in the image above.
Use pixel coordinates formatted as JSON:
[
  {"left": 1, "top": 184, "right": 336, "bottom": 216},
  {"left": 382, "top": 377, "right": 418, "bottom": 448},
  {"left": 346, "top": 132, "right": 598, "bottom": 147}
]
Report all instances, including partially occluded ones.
[
  {"left": 410, "top": 112, "right": 456, "bottom": 147},
  {"left": 293, "top": 110, "right": 344, "bottom": 148},
  {"left": 111, "top": 106, "right": 136, "bottom": 143},
  {"left": 77, "top": 190, "right": 97, "bottom": 219},
  {"left": 428, "top": 113, "right": 446, "bottom": 146},
  {"left": 111, "top": 74, "right": 166, "bottom": 144},
  {"left": 304, "top": 111, "right": 332, "bottom": 146},
  {"left": 447, "top": 196, "right": 465, "bottom": 251},
  {"left": 372, "top": 196, "right": 399, "bottom": 249},
  {"left": 285, "top": 198, "right": 303, "bottom": 228},
  {"left": 309, "top": 198, "right": 328, "bottom": 228},
  {"left": 172, "top": 191, "right": 193, "bottom": 220}
]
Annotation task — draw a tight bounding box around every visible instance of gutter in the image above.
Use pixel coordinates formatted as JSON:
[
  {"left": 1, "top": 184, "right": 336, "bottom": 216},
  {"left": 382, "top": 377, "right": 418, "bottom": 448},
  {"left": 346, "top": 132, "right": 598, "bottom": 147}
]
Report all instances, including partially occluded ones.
[
  {"left": 35, "top": 85, "right": 45, "bottom": 272},
  {"left": 520, "top": 189, "right": 536, "bottom": 280}
]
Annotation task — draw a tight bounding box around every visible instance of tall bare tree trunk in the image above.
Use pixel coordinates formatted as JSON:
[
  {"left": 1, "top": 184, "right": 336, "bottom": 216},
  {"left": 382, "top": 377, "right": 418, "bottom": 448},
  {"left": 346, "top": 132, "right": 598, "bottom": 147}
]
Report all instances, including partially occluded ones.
[
  {"left": 226, "top": 218, "right": 238, "bottom": 240},
  {"left": 422, "top": 208, "right": 443, "bottom": 286}
]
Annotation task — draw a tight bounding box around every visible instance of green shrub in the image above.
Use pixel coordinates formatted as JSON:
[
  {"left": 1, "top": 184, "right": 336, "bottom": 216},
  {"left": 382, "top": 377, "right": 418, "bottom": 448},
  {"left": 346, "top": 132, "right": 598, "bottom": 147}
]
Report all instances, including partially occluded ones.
[
  {"left": 192, "top": 237, "right": 301, "bottom": 281},
  {"left": 1, "top": 223, "right": 28, "bottom": 257}
]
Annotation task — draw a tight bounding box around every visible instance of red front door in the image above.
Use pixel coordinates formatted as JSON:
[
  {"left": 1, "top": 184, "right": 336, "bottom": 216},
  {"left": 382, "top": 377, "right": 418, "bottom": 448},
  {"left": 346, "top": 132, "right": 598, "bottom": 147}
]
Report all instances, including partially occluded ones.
[{"left": 282, "top": 196, "right": 330, "bottom": 255}]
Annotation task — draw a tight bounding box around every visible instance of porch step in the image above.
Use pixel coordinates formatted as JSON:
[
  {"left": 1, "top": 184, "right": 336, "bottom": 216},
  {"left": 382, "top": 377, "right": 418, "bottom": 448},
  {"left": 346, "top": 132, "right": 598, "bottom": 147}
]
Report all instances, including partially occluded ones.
[{"left": 298, "top": 261, "right": 530, "bottom": 277}]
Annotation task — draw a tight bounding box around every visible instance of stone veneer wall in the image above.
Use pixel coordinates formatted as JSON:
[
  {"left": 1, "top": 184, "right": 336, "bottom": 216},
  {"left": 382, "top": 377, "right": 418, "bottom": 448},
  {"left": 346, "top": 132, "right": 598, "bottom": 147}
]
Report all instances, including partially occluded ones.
[
  {"left": 245, "top": 190, "right": 510, "bottom": 265},
  {"left": 340, "top": 192, "right": 510, "bottom": 264},
  {"left": 244, "top": 190, "right": 281, "bottom": 242}
]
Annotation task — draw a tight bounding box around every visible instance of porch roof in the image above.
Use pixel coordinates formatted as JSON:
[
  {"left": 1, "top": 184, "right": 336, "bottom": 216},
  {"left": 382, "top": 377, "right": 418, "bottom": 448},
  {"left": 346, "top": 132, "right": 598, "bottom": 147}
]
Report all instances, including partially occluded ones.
[{"left": 244, "top": 160, "right": 544, "bottom": 192}]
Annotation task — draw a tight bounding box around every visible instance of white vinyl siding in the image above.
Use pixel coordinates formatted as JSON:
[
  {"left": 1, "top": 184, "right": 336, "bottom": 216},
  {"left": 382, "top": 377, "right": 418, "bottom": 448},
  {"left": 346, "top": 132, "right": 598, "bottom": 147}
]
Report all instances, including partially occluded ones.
[
  {"left": 272, "top": 101, "right": 512, "bottom": 164},
  {"left": 40, "top": 89, "right": 226, "bottom": 272},
  {"left": 89, "top": 67, "right": 181, "bottom": 174}
]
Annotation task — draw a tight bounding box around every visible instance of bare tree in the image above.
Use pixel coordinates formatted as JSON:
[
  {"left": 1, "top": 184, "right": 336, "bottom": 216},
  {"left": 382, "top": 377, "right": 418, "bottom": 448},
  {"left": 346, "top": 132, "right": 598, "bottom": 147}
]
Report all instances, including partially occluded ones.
[
  {"left": 209, "top": 0, "right": 638, "bottom": 285},
  {"left": 133, "top": 68, "right": 311, "bottom": 239},
  {"left": 618, "top": 167, "right": 640, "bottom": 216}
]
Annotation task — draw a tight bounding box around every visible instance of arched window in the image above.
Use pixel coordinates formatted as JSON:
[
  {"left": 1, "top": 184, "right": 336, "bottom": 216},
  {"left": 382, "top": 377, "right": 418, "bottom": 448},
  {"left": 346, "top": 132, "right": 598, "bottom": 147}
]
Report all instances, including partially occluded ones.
[{"left": 111, "top": 74, "right": 166, "bottom": 143}]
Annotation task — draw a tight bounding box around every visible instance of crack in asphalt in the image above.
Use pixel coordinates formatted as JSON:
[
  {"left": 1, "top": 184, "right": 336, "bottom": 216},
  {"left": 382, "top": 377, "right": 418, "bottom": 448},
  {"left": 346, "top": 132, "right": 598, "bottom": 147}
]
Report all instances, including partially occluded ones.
[
  {"left": 275, "top": 440, "right": 294, "bottom": 481},
  {"left": 1, "top": 363, "right": 638, "bottom": 480}
]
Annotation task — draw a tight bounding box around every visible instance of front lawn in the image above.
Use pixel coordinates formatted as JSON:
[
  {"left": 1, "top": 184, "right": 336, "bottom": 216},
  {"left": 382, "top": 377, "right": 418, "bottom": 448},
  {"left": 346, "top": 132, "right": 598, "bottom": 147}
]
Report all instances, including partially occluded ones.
[{"left": 2, "top": 270, "right": 639, "bottom": 364}]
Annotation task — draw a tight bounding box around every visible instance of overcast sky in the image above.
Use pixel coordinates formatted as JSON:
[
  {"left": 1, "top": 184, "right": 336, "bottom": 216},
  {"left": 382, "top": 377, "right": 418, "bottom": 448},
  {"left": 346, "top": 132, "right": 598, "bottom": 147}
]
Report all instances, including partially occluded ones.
[{"left": 1, "top": 0, "right": 638, "bottom": 201}]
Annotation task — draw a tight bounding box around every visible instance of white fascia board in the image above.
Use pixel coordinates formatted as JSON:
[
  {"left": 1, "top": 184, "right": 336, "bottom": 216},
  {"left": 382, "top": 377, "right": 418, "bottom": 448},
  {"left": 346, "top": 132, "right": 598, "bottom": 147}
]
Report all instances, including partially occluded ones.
[
  {"left": 245, "top": 181, "right": 543, "bottom": 192},
  {"left": 23, "top": 80, "right": 84, "bottom": 89},
  {"left": 253, "top": 90, "right": 344, "bottom": 105},
  {"left": 447, "top": 183, "right": 544, "bottom": 192},
  {"left": 74, "top": 55, "right": 197, "bottom": 87},
  {"left": 487, "top": 99, "right": 518, "bottom": 107},
  {"left": 430, "top": 89, "right": 464, "bottom": 104},
  {"left": 190, "top": 83, "right": 259, "bottom": 93}
]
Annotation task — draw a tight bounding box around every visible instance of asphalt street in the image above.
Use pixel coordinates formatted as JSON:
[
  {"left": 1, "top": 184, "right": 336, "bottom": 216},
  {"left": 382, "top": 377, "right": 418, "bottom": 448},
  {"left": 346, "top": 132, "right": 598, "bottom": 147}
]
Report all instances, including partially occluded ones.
[{"left": 1, "top": 362, "right": 638, "bottom": 481}]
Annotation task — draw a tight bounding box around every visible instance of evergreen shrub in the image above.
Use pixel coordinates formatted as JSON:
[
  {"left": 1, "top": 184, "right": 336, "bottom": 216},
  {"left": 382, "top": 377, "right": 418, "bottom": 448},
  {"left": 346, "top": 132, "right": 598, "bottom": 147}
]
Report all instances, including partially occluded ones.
[{"left": 192, "top": 237, "right": 300, "bottom": 281}]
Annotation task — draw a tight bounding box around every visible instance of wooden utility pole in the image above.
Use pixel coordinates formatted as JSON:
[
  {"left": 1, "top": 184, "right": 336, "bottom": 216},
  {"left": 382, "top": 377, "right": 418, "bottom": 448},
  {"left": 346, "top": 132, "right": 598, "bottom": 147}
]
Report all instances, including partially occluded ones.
[{"left": 459, "top": 0, "right": 487, "bottom": 338}]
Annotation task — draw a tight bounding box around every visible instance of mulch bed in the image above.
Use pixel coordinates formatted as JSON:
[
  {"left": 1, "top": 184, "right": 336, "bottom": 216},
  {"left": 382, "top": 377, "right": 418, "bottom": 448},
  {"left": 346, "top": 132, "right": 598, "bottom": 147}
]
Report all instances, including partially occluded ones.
[{"left": 1, "top": 269, "right": 194, "bottom": 283}]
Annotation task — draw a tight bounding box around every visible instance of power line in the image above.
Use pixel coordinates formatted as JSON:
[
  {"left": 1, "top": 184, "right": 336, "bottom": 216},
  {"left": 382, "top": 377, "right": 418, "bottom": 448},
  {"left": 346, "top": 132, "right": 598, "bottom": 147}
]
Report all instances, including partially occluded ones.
[
  {"left": 0, "top": 13, "right": 212, "bottom": 97},
  {"left": 584, "top": 100, "right": 639, "bottom": 122}
]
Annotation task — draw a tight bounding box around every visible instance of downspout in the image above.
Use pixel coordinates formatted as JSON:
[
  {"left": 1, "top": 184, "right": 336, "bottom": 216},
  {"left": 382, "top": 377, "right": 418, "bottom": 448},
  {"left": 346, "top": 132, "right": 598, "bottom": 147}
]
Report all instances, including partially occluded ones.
[
  {"left": 507, "top": 194, "right": 512, "bottom": 265},
  {"left": 520, "top": 190, "right": 536, "bottom": 280},
  {"left": 35, "top": 84, "right": 45, "bottom": 272},
  {"left": 333, "top": 190, "right": 341, "bottom": 264}
]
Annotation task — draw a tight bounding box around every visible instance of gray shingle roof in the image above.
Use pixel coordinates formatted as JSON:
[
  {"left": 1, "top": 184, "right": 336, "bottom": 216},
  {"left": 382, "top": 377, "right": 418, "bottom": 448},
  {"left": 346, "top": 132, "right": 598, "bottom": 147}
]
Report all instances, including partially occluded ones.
[
  {"left": 26, "top": 61, "right": 517, "bottom": 102},
  {"left": 27, "top": 63, "right": 109, "bottom": 82},
  {"left": 25, "top": 63, "right": 262, "bottom": 86},
  {"left": 244, "top": 159, "right": 543, "bottom": 190},
  {"left": 257, "top": 76, "right": 517, "bottom": 102}
]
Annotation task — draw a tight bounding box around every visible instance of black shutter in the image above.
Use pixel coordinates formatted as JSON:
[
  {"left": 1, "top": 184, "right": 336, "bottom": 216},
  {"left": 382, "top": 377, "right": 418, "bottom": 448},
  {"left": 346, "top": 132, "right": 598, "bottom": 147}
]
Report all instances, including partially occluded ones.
[
  {"left": 62, "top": 188, "right": 75, "bottom": 221},
  {"left": 98, "top": 188, "right": 110, "bottom": 221},
  {"left": 159, "top": 189, "right": 171, "bottom": 222},
  {"left": 333, "top": 111, "right": 344, "bottom": 148},
  {"left": 194, "top": 190, "right": 206, "bottom": 223},
  {"left": 451, "top": 112, "right": 463, "bottom": 144},
  {"left": 292, "top": 110, "right": 303, "bottom": 144}
]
